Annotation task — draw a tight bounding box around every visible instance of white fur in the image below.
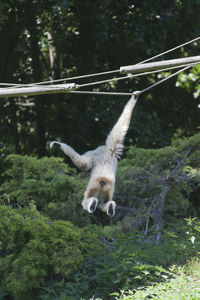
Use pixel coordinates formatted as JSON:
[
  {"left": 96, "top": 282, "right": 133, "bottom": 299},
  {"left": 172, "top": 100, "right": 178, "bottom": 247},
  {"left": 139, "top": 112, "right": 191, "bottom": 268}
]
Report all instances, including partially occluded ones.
[
  {"left": 100, "top": 200, "right": 117, "bottom": 217},
  {"left": 50, "top": 92, "right": 139, "bottom": 217},
  {"left": 82, "top": 197, "right": 98, "bottom": 213}
]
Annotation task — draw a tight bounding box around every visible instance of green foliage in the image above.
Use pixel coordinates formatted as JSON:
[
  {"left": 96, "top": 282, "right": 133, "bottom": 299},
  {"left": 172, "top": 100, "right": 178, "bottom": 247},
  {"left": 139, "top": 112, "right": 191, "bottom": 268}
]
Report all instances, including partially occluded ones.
[
  {"left": 0, "top": 205, "right": 97, "bottom": 300},
  {"left": 0, "top": 133, "right": 200, "bottom": 299},
  {"left": 39, "top": 217, "right": 200, "bottom": 299},
  {"left": 114, "top": 265, "right": 200, "bottom": 300},
  {"left": 114, "top": 256, "right": 200, "bottom": 300},
  {"left": 0, "top": 154, "right": 91, "bottom": 225},
  {"left": 177, "top": 64, "right": 200, "bottom": 99},
  {"left": 116, "top": 133, "right": 200, "bottom": 222}
]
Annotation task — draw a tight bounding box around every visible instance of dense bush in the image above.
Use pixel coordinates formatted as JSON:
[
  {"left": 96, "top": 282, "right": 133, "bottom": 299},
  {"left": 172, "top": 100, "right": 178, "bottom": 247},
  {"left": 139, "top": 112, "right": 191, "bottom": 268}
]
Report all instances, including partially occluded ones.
[
  {"left": 0, "top": 205, "right": 98, "bottom": 300},
  {"left": 114, "top": 259, "right": 200, "bottom": 300},
  {"left": 118, "top": 132, "right": 200, "bottom": 205},
  {"left": 0, "top": 134, "right": 200, "bottom": 299},
  {"left": 1, "top": 134, "right": 200, "bottom": 230},
  {"left": 39, "top": 218, "right": 200, "bottom": 299},
  {"left": 0, "top": 154, "right": 92, "bottom": 226},
  {"left": 115, "top": 133, "right": 200, "bottom": 231}
]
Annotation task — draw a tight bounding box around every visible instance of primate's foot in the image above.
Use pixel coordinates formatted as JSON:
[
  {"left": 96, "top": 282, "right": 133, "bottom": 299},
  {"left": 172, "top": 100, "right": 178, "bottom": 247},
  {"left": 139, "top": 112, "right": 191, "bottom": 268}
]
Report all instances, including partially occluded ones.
[
  {"left": 89, "top": 197, "right": 98, "bottom": 213},
  {"left": 50, "top": 141, "right": 61, "bottom": 149},
  {"left": 100, "top": 200, "right": 116, "bottom": 217},
  {"left": 82, "top": 197, "right": 98, "bottom": 214},
  {"left": 106, "top": 201, "right": 116, "bottom": 217}
]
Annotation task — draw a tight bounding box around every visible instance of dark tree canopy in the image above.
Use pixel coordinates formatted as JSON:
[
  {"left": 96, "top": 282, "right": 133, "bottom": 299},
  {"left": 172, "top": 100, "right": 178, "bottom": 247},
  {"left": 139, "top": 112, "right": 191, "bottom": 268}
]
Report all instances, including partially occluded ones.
[{"left": 0, "top": 0, "right": 200, "bottom": 156}]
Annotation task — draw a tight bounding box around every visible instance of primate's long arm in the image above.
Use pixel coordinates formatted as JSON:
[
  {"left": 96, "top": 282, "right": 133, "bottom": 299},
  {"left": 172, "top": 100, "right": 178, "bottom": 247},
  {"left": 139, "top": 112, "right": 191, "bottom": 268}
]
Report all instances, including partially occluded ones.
[
  {"left": 105, "top": 92, "right": 140, "bottom": 159},
  {"left": 50, "top": 141, "right": 93, "bottom": 171}
]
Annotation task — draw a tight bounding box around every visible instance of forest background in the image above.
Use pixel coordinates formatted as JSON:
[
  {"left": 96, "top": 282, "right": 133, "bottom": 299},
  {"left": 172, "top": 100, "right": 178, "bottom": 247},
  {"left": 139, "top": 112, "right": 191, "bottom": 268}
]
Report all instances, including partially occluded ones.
[
  {"left": 1, "top": 1, "right": 200, "bottom": 299},
  {"left": 0, "top": 0, "right": 200, "bottom": 156}
]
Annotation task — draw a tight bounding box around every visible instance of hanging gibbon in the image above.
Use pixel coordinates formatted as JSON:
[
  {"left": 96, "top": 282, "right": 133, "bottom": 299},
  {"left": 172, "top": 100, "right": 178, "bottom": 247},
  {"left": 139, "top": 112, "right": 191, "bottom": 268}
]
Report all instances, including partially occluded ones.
[{"left": 50, "top": 91, "right": 140, "bottom": 217}]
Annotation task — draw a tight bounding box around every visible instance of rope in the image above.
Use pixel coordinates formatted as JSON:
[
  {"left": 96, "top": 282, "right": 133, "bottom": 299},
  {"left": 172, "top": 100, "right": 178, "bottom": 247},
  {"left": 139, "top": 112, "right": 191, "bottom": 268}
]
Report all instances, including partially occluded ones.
[
  {"left": 4, "top": 69, "right": 119, "bottom": 88},
  {"left": 137, "top": 36, "right": 200, "bottom": 65},
  {"left": 35, "top": 36, "right": 200, "bottom": 86},
  {"left": 0, "top": 62, "right": 198, "bottom": 99},
  {"left": 68, "top": 63, "right": 198, "bottom": 97},
  {"left": 75, "top": 63, "right": 199, "bottom": 89},
  {"left": 1, "top": 63, "right": 195, "bottom": 91},
  {"left": 140, "top": 63, "right": 197, "bottom": 95},
  {"left": 70, "top": 91, "right": 133, "bottom": 96},
  {"left": 0, "top": 83, "right": 21, "bottom": 87},
  {"left": 29, "top": 36, "right": 200, "bottom": 86},
  {"left": 1, "top": 36, "right": 199, "bottom": 89}
]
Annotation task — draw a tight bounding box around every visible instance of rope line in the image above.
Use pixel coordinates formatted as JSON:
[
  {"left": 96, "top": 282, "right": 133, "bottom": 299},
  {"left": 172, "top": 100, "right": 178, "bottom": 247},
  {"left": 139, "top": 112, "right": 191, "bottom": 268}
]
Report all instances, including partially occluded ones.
[
  {"left": 0, "top": 37, "right": 199, "bottom": 101},
  {"left": 0, "top": 62, "right": 198, "bottom": 99},
  {"left": 140, "top": 63, "right": 197, "bottom": 95},
  {"left": 1, "top": 63, "right": 196, "bottom": 91},
  {"left": 0, "top": 83, "right": 20, "bottom": 87},
  {"left": 68, "top": 63, "right": 198, "bottom": 97},
  {"left": 137, "top": 36, "right": 200, "bottom": 65},
  {"left": 0, "top": 36, "right": 199, "bottom": 89},
  {"left": 76, "top": 63, "right": 199, "bottom": 89},
  {"left": 33, "top": 35, "right": 200, "bottom": 86},
  {"left": 70, "top": 91, "right": 133, "bottom": 96},
  {"left": 3, "top": 69, "right": 120, "bottom": 89}
]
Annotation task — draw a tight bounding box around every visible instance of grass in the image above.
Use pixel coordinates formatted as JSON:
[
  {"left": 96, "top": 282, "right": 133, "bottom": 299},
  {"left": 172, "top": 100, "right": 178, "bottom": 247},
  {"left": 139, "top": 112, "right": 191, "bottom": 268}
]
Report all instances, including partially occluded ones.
[{"left": 114, "top": 257, "right": 200, "bottom": 300}]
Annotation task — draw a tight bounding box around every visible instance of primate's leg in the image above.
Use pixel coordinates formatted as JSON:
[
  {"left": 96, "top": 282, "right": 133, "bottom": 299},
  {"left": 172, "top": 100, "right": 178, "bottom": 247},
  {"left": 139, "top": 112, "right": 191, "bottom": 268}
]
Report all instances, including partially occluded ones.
[
  {"left": 82, "top": 177, "right": 101, "bottom": 213},
  {"left": 83, "top": 176, "right": 116, "bottom": 216},
  {"left": 100, "top": 180, "right": 116, "bottom": 217}
]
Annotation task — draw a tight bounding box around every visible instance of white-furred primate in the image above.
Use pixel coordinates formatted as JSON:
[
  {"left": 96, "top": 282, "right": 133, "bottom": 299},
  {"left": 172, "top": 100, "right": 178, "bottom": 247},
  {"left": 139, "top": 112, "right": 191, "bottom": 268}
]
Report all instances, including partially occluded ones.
[{"left": 50, "top": 91, "right": 140, "bottom": 217}]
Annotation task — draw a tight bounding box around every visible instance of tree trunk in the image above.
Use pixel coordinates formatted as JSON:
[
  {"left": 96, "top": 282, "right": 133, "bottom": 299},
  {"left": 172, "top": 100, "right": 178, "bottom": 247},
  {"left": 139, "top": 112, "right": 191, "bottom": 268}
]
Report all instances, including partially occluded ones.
[
  {"left": 47, "top": 30, "right": 60, "bottom": 80},
  {"left": 154, "top": 185, "right": 170, "bottom": 244},
  {"left": 25, "top": 4, "right": 46, "bottom": 157}
]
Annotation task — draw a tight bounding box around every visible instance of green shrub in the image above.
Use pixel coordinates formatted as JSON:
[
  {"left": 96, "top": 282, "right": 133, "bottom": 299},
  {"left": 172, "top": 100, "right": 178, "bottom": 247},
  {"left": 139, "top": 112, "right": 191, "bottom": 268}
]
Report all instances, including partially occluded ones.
[
  {"left": 114, "top": 257, "right": 200, "bottom": 300},
  {"left": 39, "top": 217, "right": 200, "bottom": 299},
  {"left": 1, "top": 134, "right": 200, "bottom": 299},
  {"left": 0, "top": 205, "right": 97, "bottom": 300},
  {"left": 0, "top": 154, "right": 91, "bottom": 225},
  {"left": 115, "top": 133, "right": 200, "bottom": 231}
]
